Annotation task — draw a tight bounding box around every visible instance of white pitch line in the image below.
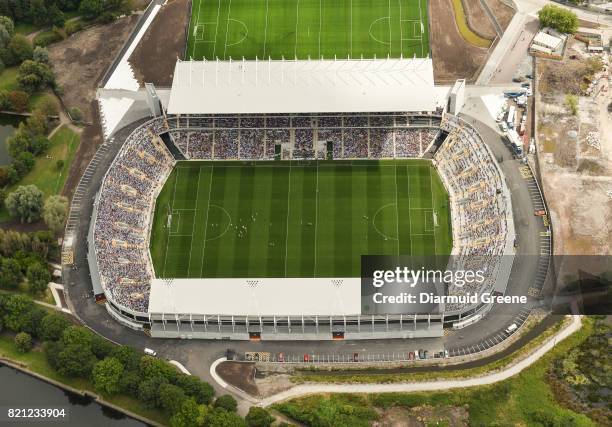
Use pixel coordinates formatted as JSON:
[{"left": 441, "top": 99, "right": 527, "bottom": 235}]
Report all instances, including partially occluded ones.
[
  {"left": 212, "top": 0, "right": 221, "bottom": 58},
  {"left": 429, "top": 165, "right": 438, "bottom": 254},
  {"left": 294, "top": 0, "right": 300, "bottom": 58},
  {"left": 394, "top": 164, "right": 400, "bottom": 255},
  {"left": 263, "top": 0, "right": 270, "bottom": 57},
  {"left": 199, "top": 165, "right": 215, "bottom": 277},
  {"left": 397, "top": 0, "right": 403, "bottom": 53},
  {"left": 388, "top": 0, "right": 392, "bottom": 56},
  {"left": 222, "top": 0, "right": 234, "bottom": 59},
  {"left": 314, "top": 161, "right": 319, "bottom": 277},
  {"left": 284, "top": 162, "right": 293, "bottom": 277},
  {"left": 163, "top": 169, "right": 181, "bottom": 276},
  {"left": 186, "top": 167, "right": 202, "bottom": 275},
  {"left": 318, "top": 0, "right": 322, "bottom": 58}
]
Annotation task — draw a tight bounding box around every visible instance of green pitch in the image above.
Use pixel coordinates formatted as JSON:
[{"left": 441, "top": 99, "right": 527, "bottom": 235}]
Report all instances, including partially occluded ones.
[
  {"left": 150, "top": 160, "right": 452, "bottom": 279},
  {"left": 186, "top": 0, "right": 429, "bottom": 60}
]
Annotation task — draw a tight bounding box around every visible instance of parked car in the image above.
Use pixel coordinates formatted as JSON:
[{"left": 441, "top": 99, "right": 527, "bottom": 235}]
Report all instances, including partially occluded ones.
[
  {"left": 521, "top": 82, "right": 531, "bottom": 88},
  {"left": 423, "top": 350, "right": 429, "bottom": 359},
  {"left": 353, "top": 353, "right": 359, "bottom": 362},
  {"left": 144, "top": 348, "right": 157, "bottom": 357},
  {"left": 418, "top": 349, "right": 424, "bottom": 359},
  {"left": 303, "top": 354, "right": 310, "bottom": 362},
  {"left": 505, "top": 323, "right": 518, "bottom": 334},
  {"left": 278, "top": 352, "right": 285, "bottom": 363},
  {"left": 408, "top": 351, "right": 415, "bottom": 360}
]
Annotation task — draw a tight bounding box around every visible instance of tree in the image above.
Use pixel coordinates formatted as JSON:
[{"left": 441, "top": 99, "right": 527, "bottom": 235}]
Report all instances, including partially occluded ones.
[
  {"left": 213, "top": 394, "right": 238, "bottom": 412},
  {"left": 79, "top": 0, "right": 103, "bottom": 20},
  {"left": 6, "top": 90, "right": 29, "bottom": 111},
  {"left": 170, "top": 399, "right": 205, "bottom": 427},
  {"left": 61, "top": 325, "right": 93, "bottom": 346},
  {"left": 245, "top": 407, "right": 274, "bottom": 427},
  {"left": 56, "top": 343, "right": 97, "bottom": 377},
  {"left": 0, "top": 16, "right": 15, "bottom": 37},
  {"left": 538, "top": 5, "right": 578, "bottom": 34},
  {"left": 138, "top": 377, "right": 166, "bottom": 409},
  {"left": 5, "top": 185, "right": 44, "bottom": 223},
  {"left": 32, "top": 46, "right": 49, "bottom": 64},
  {"left": 14, "top": 331, "right": 32, "bottom": 352},
  {"left": 203, "top": 409, "right": 246, "bottom": 427},
  {"left": 90, "top": 334, "right": 115, "bottom": 360},
  {"left": 175, "top": 375, "right": 215, "bottom": 405},
  {"left": 17, "top": 59, "right": 55, "bottom": 93},
  {"left": 8, "top": 34, "right": 33, "bottom": 64},
  {"left": 0, "top": 257, "right": 22, "bottom": 289},
  {"left": 158, "top": 383, "right": 187, "bottom": 415},
  {"left": 26, "top": 261, "right": 51, "bottom": 293},
  {"left": 43, "top": 195, "right": 68, "bottom": 233},
  {"left": 110, "top": 345, "right": 141, "bottom": 372},
  {"left": 40, "top": 313, "right": 71, "bottom": 341},
  {"left": 92, "top": 357, "right": 124, "bottom": 395},
  {"left": 55, "top": 159, "right": 64, "bottom": 170},
  {"left": 2, "top": 294, "right": 44, "bottom": 335}
]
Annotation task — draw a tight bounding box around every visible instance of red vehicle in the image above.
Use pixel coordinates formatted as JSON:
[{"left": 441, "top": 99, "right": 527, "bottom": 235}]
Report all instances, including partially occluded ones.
[
  {"left": 534, "top": 210, "right": 546, "bottom": 216},
  {"left": 353, "top": 353, "right": 359, "bottom": 362},
  {"left": 303, "top": 354, "right": 310, "bottom": 362},
  {"left": 408, "top": 351, "right": 415, "bottom": 361},
  {"left": 278, "top": 352, "right": 285, "bottom": 363}
]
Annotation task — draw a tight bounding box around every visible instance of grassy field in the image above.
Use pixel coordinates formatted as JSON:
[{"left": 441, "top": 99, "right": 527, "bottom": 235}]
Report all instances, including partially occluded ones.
[
  {"left": 12, "top": 126, "right": 80, "bottom": 197},
  {"left": 150, "top": 159, "right": 452, "bottom": 279},
  {"left": 274, "top": 318, "right": 597, "bottom": 426},
  {"left": 186, "top": 0, "right": 429, "bottom": 60}
]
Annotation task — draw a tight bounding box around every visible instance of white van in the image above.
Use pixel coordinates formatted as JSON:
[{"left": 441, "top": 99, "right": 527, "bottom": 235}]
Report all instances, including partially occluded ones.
[
  {"left": 505, "top": 323, "right": 518, "bottom": 334},
  {"left": 144, "top": 348, "right": 157, "bottom": 357}
]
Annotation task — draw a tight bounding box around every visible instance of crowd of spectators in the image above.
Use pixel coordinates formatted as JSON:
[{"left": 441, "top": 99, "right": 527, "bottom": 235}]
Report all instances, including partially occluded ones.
[
  {"left": 165, "top": 113, "right": 441, "bottom": 160},
  {"left": 435, "top": 115, "right": 512, "bottom": 311},
  {"left": 93, "top": 118, "right": 175, "bottom": 312}
]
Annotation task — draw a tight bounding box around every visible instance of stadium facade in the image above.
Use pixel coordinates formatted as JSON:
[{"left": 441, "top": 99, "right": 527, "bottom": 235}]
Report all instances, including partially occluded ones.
[{"left": 87, "top": 57, "right": 516, "bottom": 340}]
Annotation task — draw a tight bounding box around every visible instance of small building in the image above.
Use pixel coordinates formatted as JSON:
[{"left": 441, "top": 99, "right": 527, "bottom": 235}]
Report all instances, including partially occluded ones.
[{"left": 532, "top": 31, "right": 563, "bottom": 52}]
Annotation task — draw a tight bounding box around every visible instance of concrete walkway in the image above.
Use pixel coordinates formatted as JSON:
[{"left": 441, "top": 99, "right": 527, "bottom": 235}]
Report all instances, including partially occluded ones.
[{"left": 208, "top": 316, "right": 582, "bottom": 407}]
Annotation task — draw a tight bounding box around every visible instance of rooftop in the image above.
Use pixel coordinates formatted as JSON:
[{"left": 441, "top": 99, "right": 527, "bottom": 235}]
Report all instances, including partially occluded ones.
[{"left": 166, "top": 58, "right": 437, "bottom": 115}]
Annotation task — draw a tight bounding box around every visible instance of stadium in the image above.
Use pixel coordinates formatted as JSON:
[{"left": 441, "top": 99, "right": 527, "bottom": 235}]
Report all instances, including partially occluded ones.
[{"left": 77, "top": 0, "right": 524, "bottom": 341}]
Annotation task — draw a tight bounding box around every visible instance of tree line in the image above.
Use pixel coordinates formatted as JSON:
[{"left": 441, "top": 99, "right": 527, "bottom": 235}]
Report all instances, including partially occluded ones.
[
  {"left": 0, "top": 292, "right": 278, "bottom": 427},
  {"left": 0, "top": 0, "right": 133, "bottom": 29},
  {"left": 0, "top": 228, "right": 57, "bottom": 295}
]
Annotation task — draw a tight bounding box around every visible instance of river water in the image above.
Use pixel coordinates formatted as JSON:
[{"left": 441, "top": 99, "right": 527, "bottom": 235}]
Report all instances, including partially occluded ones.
[{"left": 0, "top": 363, "right": 146, "bottom": 426}]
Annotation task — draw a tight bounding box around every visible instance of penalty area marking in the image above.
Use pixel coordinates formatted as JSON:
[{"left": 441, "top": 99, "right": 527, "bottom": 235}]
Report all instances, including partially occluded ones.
[
  {"left": 372, "top": 203, "right": 399, "bottom": 241},
  {"left": 369, "top": 17, "right": 391, "bottom": 46},
  {"left": 204, "top": 204, "right": 233, "bottom": 241},
  {"left": 225, "top": 19, "right": 249, "bottom": 47}
]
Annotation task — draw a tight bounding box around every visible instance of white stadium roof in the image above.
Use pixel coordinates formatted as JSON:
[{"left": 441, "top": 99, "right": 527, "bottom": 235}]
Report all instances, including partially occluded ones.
[
  {"left": 148, "top": 278, "right": 361, "bottom": 316},
  {"left": 166, "top": 58, "right": 436, "bottom": 115}
]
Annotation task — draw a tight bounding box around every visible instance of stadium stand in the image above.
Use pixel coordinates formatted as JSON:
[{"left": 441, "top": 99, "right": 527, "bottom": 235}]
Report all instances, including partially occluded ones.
[{"left": 90, "top": 112, "right": 514, "bottom": 327}]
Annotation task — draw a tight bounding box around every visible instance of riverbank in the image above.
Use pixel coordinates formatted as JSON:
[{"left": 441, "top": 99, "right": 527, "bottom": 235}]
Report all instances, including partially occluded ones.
[{"left": 0, "top": 335, "right": 168, "bottom": 426}]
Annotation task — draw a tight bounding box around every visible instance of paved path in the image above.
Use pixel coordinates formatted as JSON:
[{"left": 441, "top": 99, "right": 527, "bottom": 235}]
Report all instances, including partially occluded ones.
[{"left": 252, "top": 315, "right": 581, "bottom": 406}]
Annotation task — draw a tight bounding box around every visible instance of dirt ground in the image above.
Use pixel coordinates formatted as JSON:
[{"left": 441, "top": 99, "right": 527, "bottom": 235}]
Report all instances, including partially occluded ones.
[
  {"left": 463, "top": 0, "right": 497, "bottom": 40},
  {"left": 488, "top": 0, "right": 515, "bottom": 31},
  {"left": 373, "top": 405, "right": 469, "bottom": 427},
  {"left": 430, "top": 0, "right": 491, "bottom": 83},
  {"left": 48, "top": 15, "right": 140, "bottom": 122},
  {"left": 216, "top": 361, "right": 259, "bottom": 396},
  {"left": 130, "top": 0, "right": 191, "bottom": 86},
  {"left": 536, "top": 41, "right": 612, "bottom": 256}
]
